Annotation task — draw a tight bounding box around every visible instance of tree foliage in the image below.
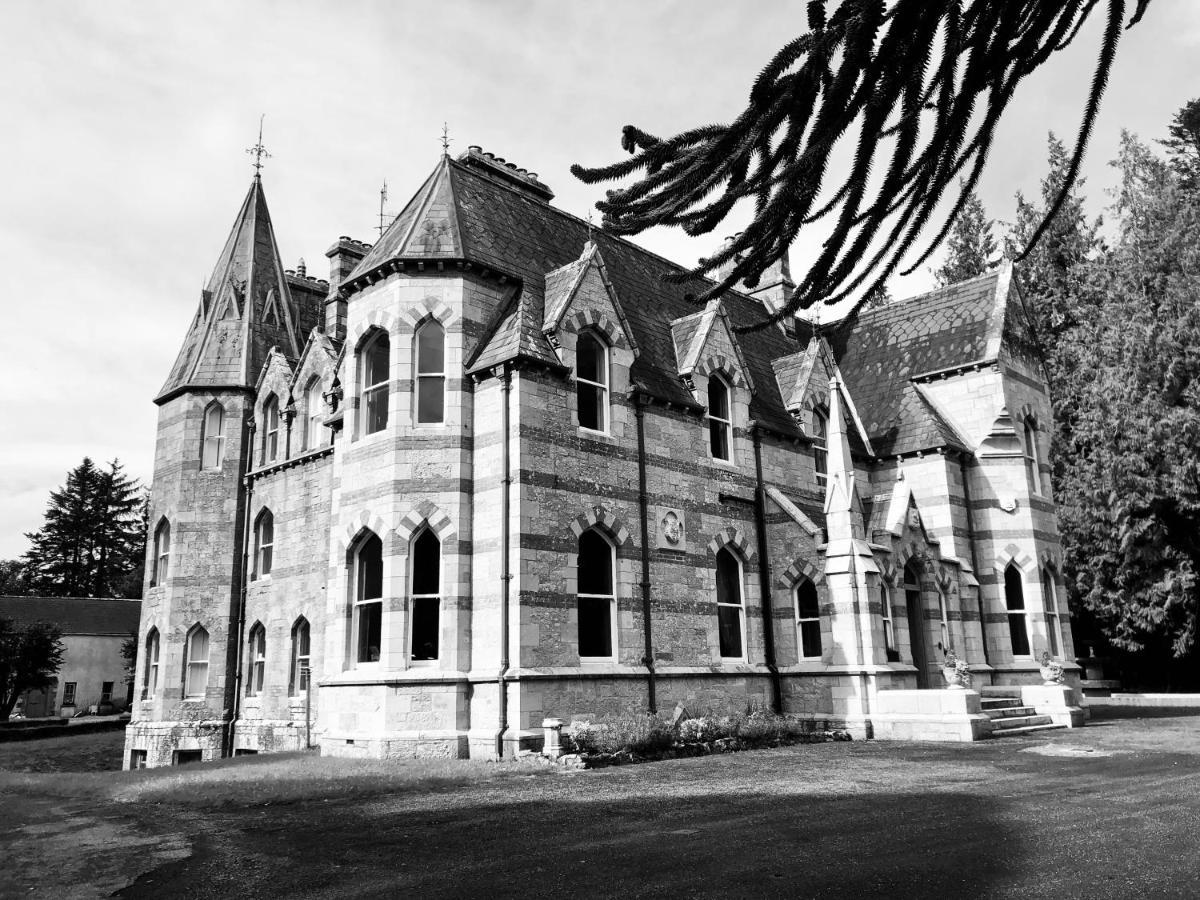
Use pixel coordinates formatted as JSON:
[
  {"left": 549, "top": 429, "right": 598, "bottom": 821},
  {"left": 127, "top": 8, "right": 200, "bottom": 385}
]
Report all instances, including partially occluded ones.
[
  {"left": 21, "top": 459, "right": 146, "bottom": 599},
  {"left": 1161, "top": 97, "right": 1200, "bottom": 189},
  {"left": 934, "top": 187, "right": 998, "bottom": 287},
  {"left": 0, "top": 560, "right": 31, "bottom": 597},
  {"left": 0, "top": 618, "right": 65, "bottom": 720},
  {"left": 1052, "top": 125, "right": 1200, "bottom": 674},
  {"left": 573, "top": 0, "right": 1152, "bottom": 329}
]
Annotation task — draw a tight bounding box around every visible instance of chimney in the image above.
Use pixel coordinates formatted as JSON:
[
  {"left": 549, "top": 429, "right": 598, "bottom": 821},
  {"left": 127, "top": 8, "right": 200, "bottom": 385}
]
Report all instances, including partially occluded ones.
[
  {"left": 712, "top": 234, "right": 796, "bottom": 330},
  {"left": 324, "top": 237, "right": 368, "bottom": 341}
]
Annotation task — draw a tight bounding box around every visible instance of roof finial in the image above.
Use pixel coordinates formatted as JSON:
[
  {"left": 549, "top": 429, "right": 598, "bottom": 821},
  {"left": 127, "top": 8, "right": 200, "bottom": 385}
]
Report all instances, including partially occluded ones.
[
  {"left": 246, "top": 114, "right": 271, "bottom": 177},
  {"left": 586, "top": 210, "right": 596, "bottom": 244},
  {"left": 440, "top": 122, "right": 452, "bottom": 156},
  {"left": 378, "top": 179, "right": 389, "bottom": 238}
]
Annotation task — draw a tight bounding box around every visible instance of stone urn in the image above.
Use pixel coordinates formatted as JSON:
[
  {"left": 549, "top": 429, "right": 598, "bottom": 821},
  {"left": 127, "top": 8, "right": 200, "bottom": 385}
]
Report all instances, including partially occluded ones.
[
  {"left": 1039, "top": 665, "right": 1061, "bottom": 685},
  {"left": 942, "top": 666, "right": 966, "bottom": 690}
]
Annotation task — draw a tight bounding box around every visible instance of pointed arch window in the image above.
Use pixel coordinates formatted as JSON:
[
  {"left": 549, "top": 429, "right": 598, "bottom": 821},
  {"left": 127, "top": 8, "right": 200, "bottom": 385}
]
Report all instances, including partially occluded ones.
[
  {"left": 880, "top": 582, "right": 896, "bottom": 654},
  {"left": 410, "top": 529, "right": 441, "bottom": 662},
  {"left": 415, "top": 321, "right": 446, "bottom": 425},
  {"left": 304, "top": 378, "right": 326, "bottom": 451},
  {"left": 1042, "top": 568, "right": 1062, "bottom": 658},
  {"left": 1024, "top": 420, "right": 1043, "bottom": 496},
  {"left": 708, "top": 375, "right": 732, "bottom": 460},
  {"left": 262, "top": 395, "right": 280, "bottom": 463},
  {"left": 1004, "top": 564, "right": 1032, "bottom": 657},
  {"left": 812, "top": 407, "right": 829, "bottom": 483},
  {"left": 578, "top": 529, "right": 616, "bottom": 660},
  {"left": 360, "top": 331, "right": 390, "bottom": 435},
  {"left": 354, "top": 532, "right": 384, "bottom": 664},
  {"left": 201, "top": 402, "right": 226, "bottom": 470},
  {"left": 247, "top": 623, "right": 266, "bottom": 697},
  {"left": 184, "top": 625, "right": 209, "bottom": 699},
  {"left": 152, "top": 520, "right": 171, "bottom": 586},
  {"left": 716, "top": 547, "right": 745, "bottom": 659},
  {"left": 290, "top": 617, "right": 311, "bottom": 695},
  {"left": 795, "top": 580, "right": 822, "bottom": 659},
  {"left": 254, "top": 509, "right": 274, "bottom": 579},
  {"left": 576, "top": 332, "right": 609, "bottom": 432},
  {"left": 143, "top": 628, "right": 160, "bottom": 699}
]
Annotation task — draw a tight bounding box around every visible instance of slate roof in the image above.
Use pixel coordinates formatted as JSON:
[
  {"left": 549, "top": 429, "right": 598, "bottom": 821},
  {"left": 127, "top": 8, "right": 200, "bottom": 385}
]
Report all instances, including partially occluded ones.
[
  {"left": 0, "top": 597, "right": 141, "bottom": 636},
  {"left": 158, "top": 175, "right": 314, "bottom": 403},
  {"left": 820, "top": 270, "right": 1007, "bottom": 456},
  {"left": 346, "top": 150, "right": 1014, "bottom": 452}
]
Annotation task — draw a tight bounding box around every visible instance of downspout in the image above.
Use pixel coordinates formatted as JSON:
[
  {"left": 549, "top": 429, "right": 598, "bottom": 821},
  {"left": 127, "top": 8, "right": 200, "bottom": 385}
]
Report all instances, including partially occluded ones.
[
  {"left": 751, "top": 423, "right": 783, "bottom": 714},
  {"left": 496, "top": 366, "right": 513, "bottom": 758},
  {"left": 226, "top": 412, "right": 256, "bottom": 758},
  {"left": 632, "top": 392, "right": 657, "bottom": 714},
  {"left": 958, "top": 451, "right": 991, "bottom": 665}
]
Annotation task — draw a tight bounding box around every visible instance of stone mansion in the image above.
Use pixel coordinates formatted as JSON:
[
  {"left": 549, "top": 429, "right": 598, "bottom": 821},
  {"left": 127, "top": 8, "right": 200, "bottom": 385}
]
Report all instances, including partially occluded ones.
[{"left": 125, "top": 146, "right": 1080, "bottom": 767}]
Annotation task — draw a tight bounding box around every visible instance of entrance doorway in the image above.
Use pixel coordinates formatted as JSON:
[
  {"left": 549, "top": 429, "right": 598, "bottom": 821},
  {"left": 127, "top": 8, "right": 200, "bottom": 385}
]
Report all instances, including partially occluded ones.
[{"left": 904, "top": 563, "right": 931, "bottom": 688}]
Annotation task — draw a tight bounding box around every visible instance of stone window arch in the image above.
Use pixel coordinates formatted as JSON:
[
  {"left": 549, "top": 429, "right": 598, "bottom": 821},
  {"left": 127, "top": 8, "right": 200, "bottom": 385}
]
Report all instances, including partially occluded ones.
[
  {"left": 246, "top": 622, "right": 266, "bottom": 697},
  {"left": 184, "top": 624, "right": 209, "bottom": 699}
]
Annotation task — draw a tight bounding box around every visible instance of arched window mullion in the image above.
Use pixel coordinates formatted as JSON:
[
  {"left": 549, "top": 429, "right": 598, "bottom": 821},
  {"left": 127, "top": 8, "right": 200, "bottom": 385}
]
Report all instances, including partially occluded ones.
[
  {"left": 415, "top": 321, "right": 446, "bottom": 425},
  {"left": 577, "top": 529, "right": 616, "bottom": 660},
  {"left": 576, "top": 333, "right": 609, "bottom": 432},
  {"left": 716, "top": 547, "right": 745, "bottom": 659}
]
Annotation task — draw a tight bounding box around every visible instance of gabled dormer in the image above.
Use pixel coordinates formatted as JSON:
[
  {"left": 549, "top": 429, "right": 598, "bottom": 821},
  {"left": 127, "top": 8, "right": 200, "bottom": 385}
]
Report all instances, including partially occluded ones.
[
  {"left": 542, "top": 240, "right": 638, "bottom": 358},
  {"left": 253, "top": 348, "right": 295, "bottom": 467}
]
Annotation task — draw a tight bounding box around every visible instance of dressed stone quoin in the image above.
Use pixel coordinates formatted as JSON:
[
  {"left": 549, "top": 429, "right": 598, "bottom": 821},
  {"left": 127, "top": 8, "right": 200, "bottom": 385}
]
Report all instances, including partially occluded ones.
[{"left": 125, "top": 146, "right": 1084, "bottom": 767}]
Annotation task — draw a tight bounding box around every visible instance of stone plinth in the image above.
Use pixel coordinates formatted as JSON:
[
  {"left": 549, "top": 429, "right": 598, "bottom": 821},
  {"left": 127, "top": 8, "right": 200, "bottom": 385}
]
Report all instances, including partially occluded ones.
[{"left": 871, "top": 689, "right": 992, "bottom": 742}]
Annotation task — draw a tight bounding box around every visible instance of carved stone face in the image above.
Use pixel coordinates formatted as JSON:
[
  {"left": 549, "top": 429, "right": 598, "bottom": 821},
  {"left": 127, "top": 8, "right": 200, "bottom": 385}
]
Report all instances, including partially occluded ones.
[{"left": 661, "top": 511, "right": 682, "bottom": 545}]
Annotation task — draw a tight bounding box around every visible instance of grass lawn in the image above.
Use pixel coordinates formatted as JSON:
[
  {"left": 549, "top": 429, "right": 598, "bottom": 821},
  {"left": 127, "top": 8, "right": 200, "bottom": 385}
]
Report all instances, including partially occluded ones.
[{"left": 2, "top": 712, "right": 1198, "bottom": 898}]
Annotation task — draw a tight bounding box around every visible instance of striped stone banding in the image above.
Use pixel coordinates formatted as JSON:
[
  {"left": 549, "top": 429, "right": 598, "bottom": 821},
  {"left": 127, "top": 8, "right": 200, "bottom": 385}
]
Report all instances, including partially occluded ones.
[
  {"left": 567, "top": 505, "right": 631, "bottom": 546},
  {"left": 777, "top": 559, "right": 823, "bottom": 589},
  {"left": 563, "top": 310, "right": 629, "bottom": 350},
  {"left": 397, "top": 297, "right": 461, "bottom": 332},
  {"left": 396, "top": 502, "right": 457, "bottom": 543},
  {"left": 707, "top": 526, "right": 755, "bottom": 561}
]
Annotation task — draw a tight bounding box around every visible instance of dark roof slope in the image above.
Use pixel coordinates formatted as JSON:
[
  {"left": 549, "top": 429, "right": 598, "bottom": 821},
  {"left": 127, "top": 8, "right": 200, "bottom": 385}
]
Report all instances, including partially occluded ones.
[
  {"left": 0, "top": 597, "right": 141, "bottom": 636},
  {"left": 822, "top": 270, "right": 1003, "bottom": 456}
]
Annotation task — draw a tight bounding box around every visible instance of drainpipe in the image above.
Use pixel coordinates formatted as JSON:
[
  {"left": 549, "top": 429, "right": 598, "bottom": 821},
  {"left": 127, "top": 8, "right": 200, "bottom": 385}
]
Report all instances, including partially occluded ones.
[
  {"left": 632, "top": 392, "right": 657, "bottom": 714},
  {"left": 496, "top": 366, "right": 513, "bottom": 758},
  {"left": 958, "top": 452, "right": 991, "bottom": 665},
  {"left": 226, "top": 411, "right": 256, "bottom": 758},
  {"left": 751, "top": 423, "right": 783, "bottom": 714}
]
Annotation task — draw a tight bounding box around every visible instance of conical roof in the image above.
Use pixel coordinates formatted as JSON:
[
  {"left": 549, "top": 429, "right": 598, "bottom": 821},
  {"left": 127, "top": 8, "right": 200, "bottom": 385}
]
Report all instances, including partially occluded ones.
[{"left": 157, "top": 175, "right": 302, "bottom": 403}]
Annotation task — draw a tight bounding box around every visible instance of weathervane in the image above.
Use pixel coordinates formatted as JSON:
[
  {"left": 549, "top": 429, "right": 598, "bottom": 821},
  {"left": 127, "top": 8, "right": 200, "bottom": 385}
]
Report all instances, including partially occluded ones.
[
  {"left": 440, "top": 122, "right": 452, "bottom": 156},
  {"left": 586, "top": 211, "right": 596, "bottom": 243},
  {"left": 378, "top": 179, "right": 389, "bottom": 238},
  {"left": 247, "top": 114, "right": 271, "bottom": 175}
]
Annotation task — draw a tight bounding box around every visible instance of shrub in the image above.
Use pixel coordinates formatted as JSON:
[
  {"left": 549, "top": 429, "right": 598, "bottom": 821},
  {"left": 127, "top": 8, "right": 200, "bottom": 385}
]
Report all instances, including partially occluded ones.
[{"left": 565, "top": 715, "right": 674, "bottom": 756}]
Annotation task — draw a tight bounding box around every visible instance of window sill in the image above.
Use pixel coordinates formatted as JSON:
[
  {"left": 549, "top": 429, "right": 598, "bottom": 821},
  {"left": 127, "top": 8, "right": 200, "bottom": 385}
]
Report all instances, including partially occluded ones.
[{"left": 577, "top": 426, "right": 614, "bottom": 440}]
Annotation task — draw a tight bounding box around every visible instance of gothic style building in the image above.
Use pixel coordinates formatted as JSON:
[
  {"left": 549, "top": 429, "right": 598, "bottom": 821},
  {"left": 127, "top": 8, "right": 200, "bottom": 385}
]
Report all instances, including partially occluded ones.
[{"left": 125, "top": 147, "right": 1082, "bottom": 767}]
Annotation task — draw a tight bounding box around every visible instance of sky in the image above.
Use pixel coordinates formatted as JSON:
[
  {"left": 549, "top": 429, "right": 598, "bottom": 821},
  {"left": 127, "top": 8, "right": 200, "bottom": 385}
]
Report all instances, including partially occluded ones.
[{"left": 1, "top": 0, "right": 1198, "bottom": 560}]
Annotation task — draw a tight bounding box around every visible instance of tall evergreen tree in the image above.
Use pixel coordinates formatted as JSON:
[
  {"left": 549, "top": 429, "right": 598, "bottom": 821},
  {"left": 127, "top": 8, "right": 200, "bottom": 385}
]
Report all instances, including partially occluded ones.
[
  {"left": 1052, "top": 131, "right": 1200, "bottom": 686},
  {"left": 934, "top": 189, "right": 997, "bottom": 287},
  {"left": 22, "top": 459, "right": 145, "bottom": 599},
  {"left": 1160, "top": 97, "right": 1200, "bottom": 189},
  {"left": 1005, "top": 133, "right": 1102, "bottom": 359},
  {"left": 0, "top": 561, "right": 30, "bottom": 596}
]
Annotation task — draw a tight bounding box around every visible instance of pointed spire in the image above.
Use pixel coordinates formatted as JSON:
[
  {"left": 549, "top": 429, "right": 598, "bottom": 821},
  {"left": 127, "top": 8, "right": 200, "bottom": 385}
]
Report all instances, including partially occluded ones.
[
  {"left": 157, "top": 174, "right": 301, "bottom": 403},
  {"left": 823, "top": 374, "right": 862, "bottom": 541}
]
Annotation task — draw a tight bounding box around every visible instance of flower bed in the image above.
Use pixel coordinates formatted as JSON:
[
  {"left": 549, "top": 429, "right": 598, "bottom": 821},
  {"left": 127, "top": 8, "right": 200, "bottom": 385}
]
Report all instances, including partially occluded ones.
[{"left": 559, "top": 711, "right": 851, "bottom": 769}]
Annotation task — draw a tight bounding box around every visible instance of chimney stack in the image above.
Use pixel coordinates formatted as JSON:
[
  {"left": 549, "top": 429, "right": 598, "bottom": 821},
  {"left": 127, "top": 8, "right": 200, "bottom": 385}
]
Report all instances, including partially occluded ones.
[{"left": 324, "top": 237, "right": 369, "bottom": 341}]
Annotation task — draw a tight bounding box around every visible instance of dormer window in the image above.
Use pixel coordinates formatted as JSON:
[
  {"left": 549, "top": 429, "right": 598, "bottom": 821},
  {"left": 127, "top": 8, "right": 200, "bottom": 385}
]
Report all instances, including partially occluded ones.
[
  {"left": 304, "top": 378, "right": 325, "bottom": 451},
  {"left": 415, "top": 321, "right": 446, "bottom": 425},
  {"left": 812, "top": 407, "right": 828, "bottom": 483},
  {"left": 576, "top": 332, "right": 609, "bottom": 432},
  {"left": 708, "top": 375, "right": 732, "bottom": 460},
  {"left": 262, "top": 395, "right": 280, "bottom": 464}
]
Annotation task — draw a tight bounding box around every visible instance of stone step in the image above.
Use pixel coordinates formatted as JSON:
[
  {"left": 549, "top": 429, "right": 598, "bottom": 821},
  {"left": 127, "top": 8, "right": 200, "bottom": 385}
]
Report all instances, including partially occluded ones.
[
  {"left": 984, "top": 705, "right": 1039, "bottom": 720},
  {"left": 986, "top": 723, "right": 1067, "bottom": 738},
  {"left": 981, "top": 697, "right": 1024, "bottom": 710},
  {"left": 990, "top": 714, "right": 1055, "bottom": 730}
]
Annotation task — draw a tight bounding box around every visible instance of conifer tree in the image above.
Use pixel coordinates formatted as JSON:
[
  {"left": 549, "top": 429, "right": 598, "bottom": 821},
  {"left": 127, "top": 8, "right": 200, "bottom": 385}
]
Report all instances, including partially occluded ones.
[
  {"left": 21, "top": 459, "right": 146, "bottom": 599},
  {"left": 1161, "top": 97, "right": 1200, "bottom": 189},
  {"left": 934, "top": 189, "right": 997, "bottom": 287}
]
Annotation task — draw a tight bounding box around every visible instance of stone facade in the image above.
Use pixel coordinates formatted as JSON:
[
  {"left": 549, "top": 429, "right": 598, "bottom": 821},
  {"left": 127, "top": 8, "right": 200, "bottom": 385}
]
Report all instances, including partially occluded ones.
[{"left": 125, "top": 147, "right": 1081, "bottom": 768}]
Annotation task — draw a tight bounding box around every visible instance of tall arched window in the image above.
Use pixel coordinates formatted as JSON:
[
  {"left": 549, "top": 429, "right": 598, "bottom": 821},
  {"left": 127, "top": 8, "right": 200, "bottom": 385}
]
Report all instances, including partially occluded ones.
[
  {"left": 410, "top": 529, "right": 441, "bottom": 662},
  {"left": 795, "top": 580, "right": 822, "bottom": 659},
  {"left": 247, "top": 623, "right": 266, "bottom": 697},
  {"left": 812, "top": 407, "right": 828, "bottom": 483},
  {"left": 262, "top": 394, "right": 280, "bottom": 464},
  {"left": 354, "top": 532, "right": 384, "bottom": 664},
  {"left": 360, "top": 331, "right": 390, "bottom": 435},
  {"left": 290, "top": 617, "right": 310, "bottom": 696},
  {"left": 304, "top": 378, "right": 325, "bottom": 451},
  {"left": 880, "top": 582, "right": 896, "bottom": 654},
  {"left": 143, "top": 628, "right": 160, "bottom": 699},
  {"left": 1005, "top": 564, "right": 1031, "bottom": 657},
  {"left": 152, "top": 519, "right": 170, "bottom": 586},
  {"left": 201, "top": 402, "right": 226, "bottom": 470},
  {"left": 576, "top": 332, "right": 609, "bottom": 432},
  {"left": 716, "top": 547, "right": 745, "bottom": 659},
  {"left": 1024, "top": 420, "right": 1043, "bottom": 496},
  {"left": 415, "top": 320, "right": 446, "bottom": 425},
  {"left": 577, "top": 529, "right": 615, "bottom": 660},
  {"left": 184, "top": 625, "right": 209, "bottom": 698},
  {"left": 708, "top": 376, "right": 732, "bottom": 460},
  {"left": 254, "top": 509, "right": 274, "bottom": 579},
  {"left": 1042, "top": 568, "right": 1062, "bottom": 658}
]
